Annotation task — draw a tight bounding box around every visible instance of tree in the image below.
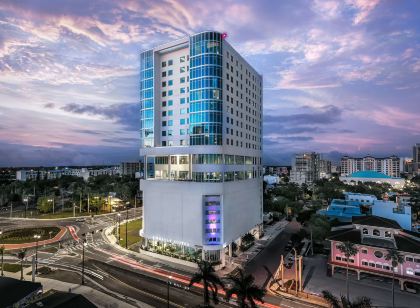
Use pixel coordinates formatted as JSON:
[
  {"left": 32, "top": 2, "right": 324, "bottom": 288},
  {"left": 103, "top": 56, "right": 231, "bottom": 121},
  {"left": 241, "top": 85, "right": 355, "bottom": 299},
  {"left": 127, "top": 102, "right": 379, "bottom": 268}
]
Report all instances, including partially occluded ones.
[
  {"left": 322, "top": 290, "right": 372, "bottom": 308},
  {"left": 225, "top": 269, "right": 265, "bottom": 308},
  {"left": 37, "top": 196, "right": 54, "bottom": 213},
  {"left": 385, "top": 249, "right": 405, "bottom": 308},
  {"left": 189, "top": 261, "right": 224, "bottom": 307},
  {"left": 336, "top": 241, "right": 358, "bottom": 301},
  {"left": 0, "top": 246, "right": 4, "bottom": 276},
  {"left": 17, "top": 249, "right": 26, "bottom": 280},
  {"left": 308, "top": 214, "right": 330, "bottom": 242}
]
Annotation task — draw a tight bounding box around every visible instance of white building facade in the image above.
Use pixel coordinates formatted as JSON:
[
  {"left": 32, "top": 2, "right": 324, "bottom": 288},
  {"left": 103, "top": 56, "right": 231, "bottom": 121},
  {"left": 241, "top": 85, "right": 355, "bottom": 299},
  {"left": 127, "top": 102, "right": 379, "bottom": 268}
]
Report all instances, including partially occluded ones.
[
  {"left": 341, "top": 155, "right": 400, "bottom": 177},
  {"left": 139, "top": 31, "right": 263, "bottom": 264}
]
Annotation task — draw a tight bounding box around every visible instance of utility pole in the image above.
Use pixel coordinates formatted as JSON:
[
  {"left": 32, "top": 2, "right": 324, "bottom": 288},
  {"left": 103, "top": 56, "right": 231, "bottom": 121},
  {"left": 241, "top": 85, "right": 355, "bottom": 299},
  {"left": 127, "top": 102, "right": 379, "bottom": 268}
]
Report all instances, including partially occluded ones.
[
  {"left": 310, "top": 228, "right": 314, "bottom": 256},
  {"left": 298, "top": 256, "right": 303, "bottom": 291},
  {"left": 293, "top": 248, "right": 298, "bottom": 295},
  {"left": 87, "top": 193, "right": 90, "bottom": 214},
  {"left": 79, "top": 193, "right": 82, "bottom": 213},
  {"left": 10, "top": 202, "right": 12, "bottom": 218},
  {"left": 81, "top": 234, "right": 86, "bottom": 285}
]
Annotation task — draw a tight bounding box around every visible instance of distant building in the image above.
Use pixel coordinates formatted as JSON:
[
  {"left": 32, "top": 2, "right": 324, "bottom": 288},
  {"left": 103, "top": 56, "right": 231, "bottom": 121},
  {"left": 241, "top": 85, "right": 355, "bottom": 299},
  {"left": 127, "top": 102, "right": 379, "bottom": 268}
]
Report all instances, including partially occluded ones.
[
  {"left": 120, "top": 162, "right": 141, "bottom": 177},
  {"left": 401, "top": 157, "right": 414, "bottom": 174},
  {"left": 328, "top": 216, "right": 420, "bottom": 288},
  {"left": 339, "top": 170, "right": 405, "bottom": 188},
  {"left": 290, "top": 152, "right": 331, "bottom": 185},
  {"left": 16, "top": 166, "right": 121, "bottom": 182},
  {"left": 341, "top": 155, "right": 400, "bottom": 177},
  {"left": 413, "top": 143, "right": 420, "bottom": 175},
  {"left": 263, "top": 175, "right": 280, "bottom": 185},
  {"left": 264, "top": 166, "right": 289, "bottom": 176}
]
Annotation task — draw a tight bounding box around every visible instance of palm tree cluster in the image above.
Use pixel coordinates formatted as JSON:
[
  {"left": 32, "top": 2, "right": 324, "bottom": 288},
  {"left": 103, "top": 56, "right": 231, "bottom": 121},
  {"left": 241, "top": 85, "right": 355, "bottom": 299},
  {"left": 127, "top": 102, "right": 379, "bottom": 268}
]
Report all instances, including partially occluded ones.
[
  {"left": 189, "top": 261, "right": 266, "bottom": 307},
  {"left": 322, "top": 290, "right": 372, "bottom": 308}
]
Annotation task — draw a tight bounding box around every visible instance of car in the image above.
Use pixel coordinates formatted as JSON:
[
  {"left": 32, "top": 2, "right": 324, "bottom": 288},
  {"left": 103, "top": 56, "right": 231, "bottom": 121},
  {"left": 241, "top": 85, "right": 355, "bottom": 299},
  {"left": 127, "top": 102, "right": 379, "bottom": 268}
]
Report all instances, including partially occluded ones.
[{"left": 75, "top": 218, "right": 85, "bottom": 222}]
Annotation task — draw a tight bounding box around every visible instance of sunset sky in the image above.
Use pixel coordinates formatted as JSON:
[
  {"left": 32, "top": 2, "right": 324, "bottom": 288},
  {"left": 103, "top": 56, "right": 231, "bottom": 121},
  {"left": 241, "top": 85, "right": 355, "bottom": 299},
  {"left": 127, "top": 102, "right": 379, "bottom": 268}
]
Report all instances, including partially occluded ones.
[{"left": 0, "top": 0, "right": 419, "bottom": 166}]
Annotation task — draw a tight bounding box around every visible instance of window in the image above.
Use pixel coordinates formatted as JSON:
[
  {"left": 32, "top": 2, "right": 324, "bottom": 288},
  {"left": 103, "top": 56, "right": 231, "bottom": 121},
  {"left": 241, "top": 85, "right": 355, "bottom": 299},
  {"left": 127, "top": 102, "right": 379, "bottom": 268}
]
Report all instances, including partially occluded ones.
[
  {"left": 384, "top": 231, "right": 391, "bottom": 238},
  {"left": 180, "top": 88, "right": 186, "bottom": 94},
  {"left": 374, "top": 251, "right": 383, "bottom": 258},
  {"left": 162, "top": 101, "right": 167, "bottom": 107},
  {"left": 167, "top": 130, "right": 173, "bottom": 136},
  {"left": 362, "top": 261, "right": 368, "bottom": 266},
  {"left": 180, "top": 77, "right": 186, "bottom": 83},
  {"left": 168, "top": 90, "right": 173, "bottom": 96},
  {"left": 162, "top": 61, "right": 166, "bottom": 67},
  {"left": 180, "top": 108, "right": 187, "bottom": 114},
  {"left": 373, "top": 229, "right": 380, "bottom": 236},
  {"left": 162, "top": 111, "right": 166, "bottom": 117},
  {"left": 162, "top": 91, "right": 167, "bottom": 97},
  {"left": 375, "top": 264, "right": 382, "bottom": 269},
  {"left": 180, "top": 118, "right": 186, "bottom": 125},
  {"left": 168, "top": 70, "right": 173, "bottom": 76},
  {"left": 168, "top": 110, "right": 173, "bottom": 116},
  {"left": 161, "top": 131, "right": 166, "bottom": 136},
  {"left": 168, "top": 59, "right": 173, "bottom": 66},
  {"left": 362, "top": 228, "right": 368, "bottom": 235},
  {"left": 168, "top": 80, "right": 173, "bottom": 86},
  {"left": 336, "top": 256, "right": 342, "bottom": 261},
  {"left": 180, "top": 56, "right": 185, "bottom": 63},
  {"left": 168, "top": 100, "right": 173, "bottom": 106},
  {"left": 162, "top": 71, "right": 166, "bottom": 77},
  {"left": 180, "top": 139, "right": 186, "bottom": 146},
  {"left": 369, "top": 262, "right": 375, "bottom": 267},
  {"left": 180, "top": 129, "right": 186, "bottom": 135},
  {"left": 162, "top": 121, "right": 167, "bottom": 127},
  {"left": 406, "top": 268, "right": 414, "bottom": 275},
  {"left": 180, "top": 67, "right": 186, "bottom": 73},
  {"left": 162, "top": 141, "right": 166, "bottom": 146},
  {"left": 168, "top": 140, "right": 173, "bottom": 146},
  {"left": 168, "top": 120, "right": 173, "bottom": 126},
  {"left": 406, "top": 256, "right": 414, "bottom": 262},
  {"left": 415, "top": 258, "right": 420, "bottom": 263},
  {"left": 180, "top": 98, "right": 186, "bottom": 104},
  {"left": 383, "top": 265, "right": 390, "bottom": 270},
  {"left": 162, "top": 81, "right": 167, "bottom": 87}
]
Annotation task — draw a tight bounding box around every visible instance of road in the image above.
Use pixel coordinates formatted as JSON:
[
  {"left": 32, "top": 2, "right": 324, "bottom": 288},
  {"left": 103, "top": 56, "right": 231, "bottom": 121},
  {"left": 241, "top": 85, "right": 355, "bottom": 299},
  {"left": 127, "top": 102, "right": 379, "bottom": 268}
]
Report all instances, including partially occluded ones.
[{"left": 0, "top": 211, "right": 316, "bottom": 308}]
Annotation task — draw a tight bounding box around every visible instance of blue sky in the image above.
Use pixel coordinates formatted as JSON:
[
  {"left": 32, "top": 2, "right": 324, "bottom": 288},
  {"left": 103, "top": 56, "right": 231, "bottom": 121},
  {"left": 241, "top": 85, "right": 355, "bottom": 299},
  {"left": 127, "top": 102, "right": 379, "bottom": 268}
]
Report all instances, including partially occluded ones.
[{"left": 0, "top": 0, "right": 419, "bottom": 166}]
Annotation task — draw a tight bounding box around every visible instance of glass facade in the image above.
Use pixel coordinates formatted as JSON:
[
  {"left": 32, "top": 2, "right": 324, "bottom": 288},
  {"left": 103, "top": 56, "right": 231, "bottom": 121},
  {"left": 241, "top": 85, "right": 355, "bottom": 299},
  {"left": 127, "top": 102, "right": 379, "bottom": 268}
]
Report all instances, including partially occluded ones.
[
  {"left": 203, "top": 195, "right": 222, "bottom": 245},
  {"left": 140, "top": 50, "right": 154, "bottom": 147},
  {"left": 189, "top": 32, "right": 223, "bottom": 145}
]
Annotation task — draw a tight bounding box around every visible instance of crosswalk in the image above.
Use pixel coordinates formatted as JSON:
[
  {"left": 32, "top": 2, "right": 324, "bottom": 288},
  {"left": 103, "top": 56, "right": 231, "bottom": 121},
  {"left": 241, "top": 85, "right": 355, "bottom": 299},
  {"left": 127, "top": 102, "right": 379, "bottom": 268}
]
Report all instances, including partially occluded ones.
[{"left": 61, "top": 239, "right": 108, "bottom": 254}]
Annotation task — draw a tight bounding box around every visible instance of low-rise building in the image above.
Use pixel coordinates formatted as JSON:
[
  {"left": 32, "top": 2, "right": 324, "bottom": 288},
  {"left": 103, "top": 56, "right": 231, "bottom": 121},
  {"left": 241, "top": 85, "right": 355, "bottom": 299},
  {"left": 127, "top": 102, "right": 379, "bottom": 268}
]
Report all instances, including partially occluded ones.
[
  {"left": 0, "top": 277, "right": 42, "bottom": 307},
  {"left": 120, "top": 162, "right": 141, "bottom": 177},
  {"left": 328, "top": 216, "right": 420, "bottom": 289},
  {"left": 339, "top": 170, "right": 405, "bottom": 188}
]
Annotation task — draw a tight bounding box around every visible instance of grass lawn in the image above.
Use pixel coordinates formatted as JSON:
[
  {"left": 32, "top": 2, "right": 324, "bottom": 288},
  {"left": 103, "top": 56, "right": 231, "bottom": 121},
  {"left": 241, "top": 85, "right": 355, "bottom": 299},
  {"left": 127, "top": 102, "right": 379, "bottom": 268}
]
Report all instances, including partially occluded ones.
[
  {"left": 117, "top": 219, "right": 142, "bottom": 249},
  {"left": 1, "top": 263, "right": 29, "bottom": 273},
  {"left": 0, "top": 227, "right": 61, "bottom": 244},
  {"left": 34, "top": 209, "right": 111, "bottom": 219}
]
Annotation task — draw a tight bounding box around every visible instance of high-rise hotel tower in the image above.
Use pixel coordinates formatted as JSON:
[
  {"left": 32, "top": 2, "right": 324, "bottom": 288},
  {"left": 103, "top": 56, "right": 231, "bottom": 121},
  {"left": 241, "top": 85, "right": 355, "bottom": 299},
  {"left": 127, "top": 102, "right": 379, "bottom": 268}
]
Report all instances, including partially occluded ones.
[{"left": 139, "top": 31, "right": 263, "bottom": 264}]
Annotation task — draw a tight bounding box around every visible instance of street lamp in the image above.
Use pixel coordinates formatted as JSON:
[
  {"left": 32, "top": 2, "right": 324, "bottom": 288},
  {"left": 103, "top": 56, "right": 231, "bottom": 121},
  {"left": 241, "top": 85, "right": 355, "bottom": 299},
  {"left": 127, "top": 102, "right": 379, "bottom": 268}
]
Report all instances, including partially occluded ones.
[
  {"left": 117, "top": 213, "right": 121, "bottom": 245},
  {"left": 0, "top": 230, "right": 4, "bottom": 276},
  {"left": 292, "top": 247, "right": 298, "bottom": 295},
  {"left": 81, "top": 234, "right": 87, "bottom": 285},
  {"left": 125, "top": 208, "right": 129, "bottom": 249},
  {"left": 34, "top": 234, "right": 41, "bottom": 275},
  {"left": 167, "top": 275, "right": 173, "bottom": 307},
  {"left": 48, "top": 198, "right": 55, "bottom": 214},
  {"left": 23, "top": 197, "right": 28, "bottom": 218}
]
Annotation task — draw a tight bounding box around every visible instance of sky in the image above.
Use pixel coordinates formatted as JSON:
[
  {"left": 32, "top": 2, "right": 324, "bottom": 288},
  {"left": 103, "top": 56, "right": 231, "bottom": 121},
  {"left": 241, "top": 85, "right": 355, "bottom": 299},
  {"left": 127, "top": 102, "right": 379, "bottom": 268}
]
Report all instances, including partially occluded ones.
[{"left": 0, "top": 0, "right": 419, "bottom": 166}]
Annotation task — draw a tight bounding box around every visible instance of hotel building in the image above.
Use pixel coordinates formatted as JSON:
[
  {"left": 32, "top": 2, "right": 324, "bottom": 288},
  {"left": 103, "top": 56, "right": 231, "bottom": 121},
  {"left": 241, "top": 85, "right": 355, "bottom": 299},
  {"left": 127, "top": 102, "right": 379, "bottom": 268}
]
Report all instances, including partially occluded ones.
[
  {"left": 341, "top": 155, "right": 401, "bottom": 177},
  {"left": 139, "top": 31, "right": 263, "bottom": 264}
]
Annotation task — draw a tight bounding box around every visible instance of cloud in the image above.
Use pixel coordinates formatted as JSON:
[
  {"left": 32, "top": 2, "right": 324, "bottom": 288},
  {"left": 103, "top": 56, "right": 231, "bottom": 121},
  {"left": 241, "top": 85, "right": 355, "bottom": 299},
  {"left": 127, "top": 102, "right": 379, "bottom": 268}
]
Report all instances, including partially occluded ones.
[
  {"left": 60, "top": 103, "right": 139, "bottom": 131},
  {"left": 265, "top": 105, "right": 342, "bottom": 125}
]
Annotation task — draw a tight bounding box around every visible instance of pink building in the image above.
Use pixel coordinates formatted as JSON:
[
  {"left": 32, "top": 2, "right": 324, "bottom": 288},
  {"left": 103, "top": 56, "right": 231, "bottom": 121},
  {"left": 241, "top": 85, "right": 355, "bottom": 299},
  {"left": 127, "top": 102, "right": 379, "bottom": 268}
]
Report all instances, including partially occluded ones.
[{"left": 328, "top": 216, "right": 420, "bottom": 289}]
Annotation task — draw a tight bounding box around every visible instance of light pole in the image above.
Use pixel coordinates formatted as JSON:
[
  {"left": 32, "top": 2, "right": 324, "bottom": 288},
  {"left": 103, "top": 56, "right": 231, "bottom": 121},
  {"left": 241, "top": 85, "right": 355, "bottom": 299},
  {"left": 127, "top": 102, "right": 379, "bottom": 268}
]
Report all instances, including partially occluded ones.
[
  {"left": 292, "top": 247, "right": 298, "bottom": 295},
  {"left": 81, "top": 234, "right": 87, "bottom": 285},
  {"left": 167, "top": 275, "right": 172, "bottom": 307},
  {"left": 125, "top": 208, "right": 129, "bottom": 249},
  {"left": 34, "top": 234, "right": 41, "bottom": 275},
  {"left": 0, "top": 230, "right": 4, "bottom": 276},
  {"left": 23, "top": 197, "right": 28, "bottom": 218},
  {"left": 117, "top": 213, "right": 121, "bottom": 246},
  {"left": 48, "top": 198, "right": 55, "bottom": 214}
]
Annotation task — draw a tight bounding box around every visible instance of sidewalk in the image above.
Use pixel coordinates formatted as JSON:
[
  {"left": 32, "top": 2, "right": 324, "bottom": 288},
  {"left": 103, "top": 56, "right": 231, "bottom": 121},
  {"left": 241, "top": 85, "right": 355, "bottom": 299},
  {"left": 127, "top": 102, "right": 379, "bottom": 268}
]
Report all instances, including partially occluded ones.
[
  {"left": 4, "top": 264, "right": 152, "bottom": 308},
  {"left": 232, "top": 219, "right": 289, "bottom": 268}
]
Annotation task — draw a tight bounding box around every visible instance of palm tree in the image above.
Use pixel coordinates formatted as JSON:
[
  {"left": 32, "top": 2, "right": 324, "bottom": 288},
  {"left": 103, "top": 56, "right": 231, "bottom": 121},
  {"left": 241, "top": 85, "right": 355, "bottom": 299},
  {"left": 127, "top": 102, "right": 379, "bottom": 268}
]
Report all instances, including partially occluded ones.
[
  {"left": 17, "top": 249, "right": 26, "bottom": 280},
  {"left": 189, "top": 260, "right": 224, "bottom": 307},
  {"left": 0, "top": 245, "right": 4, "bottom": 276},
  {"left": 225, "top": 269, "right": 266, "bottom": 308},
  {"left": 336, "top": 241, "right": 358, "bottom": 301},
  {"left": 385, "top": 249, "right": 404, "bottom": 308},
  {"left": 322, "top": 290, "right": 372, "bottom": 308}
]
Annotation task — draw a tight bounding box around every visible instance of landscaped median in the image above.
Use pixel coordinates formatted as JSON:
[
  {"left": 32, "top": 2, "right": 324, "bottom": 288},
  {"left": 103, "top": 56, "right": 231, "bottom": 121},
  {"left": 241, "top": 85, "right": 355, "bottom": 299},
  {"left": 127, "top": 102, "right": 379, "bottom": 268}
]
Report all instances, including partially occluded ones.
[
  {"left": 116, "top": 219, "right": 142, "bottom": 251},
  {"left": 1, "top": 226, "right": 67, "bottom": 251}
]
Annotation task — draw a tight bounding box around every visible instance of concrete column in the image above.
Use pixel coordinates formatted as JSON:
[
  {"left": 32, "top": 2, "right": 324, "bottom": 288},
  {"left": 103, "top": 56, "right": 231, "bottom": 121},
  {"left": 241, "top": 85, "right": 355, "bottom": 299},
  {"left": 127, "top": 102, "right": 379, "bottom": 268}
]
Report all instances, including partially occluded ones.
[
  {"left": 357, "top": 270, "right": 360, "bottom": 280},
  {"left": 168, "top": 155, "right": 171, "bottom": 180},
  {"left": 228, "top": 243, "right": 233, "bottom": 257},
  {"left": 144, "top": 155, "right": 148, "bottom": 179},
  {"left": 400, "top": 279, "right": 404, "bottom": 290}
]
